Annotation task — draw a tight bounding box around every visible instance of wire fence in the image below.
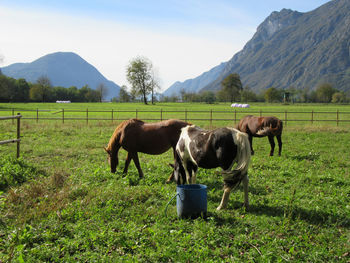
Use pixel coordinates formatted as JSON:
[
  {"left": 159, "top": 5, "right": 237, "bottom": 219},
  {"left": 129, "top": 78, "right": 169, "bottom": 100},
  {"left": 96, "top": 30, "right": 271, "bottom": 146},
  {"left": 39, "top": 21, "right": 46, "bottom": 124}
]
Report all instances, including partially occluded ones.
[{"left": 1, "top": 108, "right": 350, "bottom": 127}]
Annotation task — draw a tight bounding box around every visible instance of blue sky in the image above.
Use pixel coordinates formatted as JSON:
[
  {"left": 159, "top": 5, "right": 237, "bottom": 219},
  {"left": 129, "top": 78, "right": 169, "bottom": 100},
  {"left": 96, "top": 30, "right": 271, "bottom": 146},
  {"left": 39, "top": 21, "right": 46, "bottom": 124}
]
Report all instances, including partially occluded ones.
[{"left": 0, "top": 0, "right": 330, "bottom": 91}]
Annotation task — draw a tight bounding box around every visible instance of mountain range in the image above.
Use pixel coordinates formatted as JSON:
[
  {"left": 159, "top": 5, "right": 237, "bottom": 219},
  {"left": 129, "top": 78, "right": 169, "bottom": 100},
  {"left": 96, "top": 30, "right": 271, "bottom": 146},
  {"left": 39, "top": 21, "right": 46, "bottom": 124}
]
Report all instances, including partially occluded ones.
[
  {"left": 2, "top": 52, "right": 120, "bottom": 100},
  {"left": 164, "top": 0, "right": 350, "bottom": 96}
]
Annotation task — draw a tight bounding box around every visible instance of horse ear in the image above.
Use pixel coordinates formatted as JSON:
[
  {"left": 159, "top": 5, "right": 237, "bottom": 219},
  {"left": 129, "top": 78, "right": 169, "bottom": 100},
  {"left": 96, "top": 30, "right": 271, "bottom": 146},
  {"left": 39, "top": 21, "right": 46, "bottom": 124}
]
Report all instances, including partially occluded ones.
[{"left": 168, "top": 163, "right": 174, "bottom": 168}]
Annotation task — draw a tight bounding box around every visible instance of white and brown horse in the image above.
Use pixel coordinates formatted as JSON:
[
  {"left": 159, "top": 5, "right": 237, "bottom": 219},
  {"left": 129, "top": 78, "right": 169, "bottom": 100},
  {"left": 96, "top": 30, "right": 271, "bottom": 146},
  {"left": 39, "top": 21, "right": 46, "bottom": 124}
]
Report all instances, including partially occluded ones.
[
  {"left": 105, "top": 118, "right": 189, "bottom": 178},
  {"left": 171, "top": 125, "right": 251, "bottom": 210}
]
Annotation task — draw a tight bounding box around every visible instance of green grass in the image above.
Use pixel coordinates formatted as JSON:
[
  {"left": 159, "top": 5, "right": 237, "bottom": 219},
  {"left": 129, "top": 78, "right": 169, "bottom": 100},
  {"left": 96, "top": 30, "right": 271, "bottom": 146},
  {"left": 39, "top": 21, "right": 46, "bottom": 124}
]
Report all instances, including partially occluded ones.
[{"left": 0, "top": 103, "right": 350, "bottom": 262}]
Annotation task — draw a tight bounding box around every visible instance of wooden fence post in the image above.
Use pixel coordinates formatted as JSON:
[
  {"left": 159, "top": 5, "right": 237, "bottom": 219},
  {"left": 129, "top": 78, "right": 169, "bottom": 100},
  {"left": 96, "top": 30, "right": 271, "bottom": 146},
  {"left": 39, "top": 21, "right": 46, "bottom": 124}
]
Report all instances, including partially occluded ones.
[
  {"left": 36, "top": 108, "right": 39, "bottom": 123},
  {"left": 17, "top": 113, "right": 21, "bottom": 158},
  {"left": 86, "top": 108, "right": 89, "bottom": 125},
  {"left": 161, "top": 109, "right": 163, "bottom": 121},
  {"left": 136, "top": 109, "right": 138, "bottom": 119},
  {"left": 12, "top": 108, "right": 14, "bottom": 124},
  {"left": 336, "top": 110, "right": 339, "bottom": 126},
  {"left": 210, "top": 109, "right": 212, "bottom": 128},
  {"left": 112, "top": 109, "right": 114, "bottom": 122},
  {"left": 285, "top": 110, "right": 287, "bottom": 127},
  {"left": 62, "top": 108, "right": 65, "bottom": 124},
  {"left": 311, "top": 110, "right": 314, "bottom": 124}
]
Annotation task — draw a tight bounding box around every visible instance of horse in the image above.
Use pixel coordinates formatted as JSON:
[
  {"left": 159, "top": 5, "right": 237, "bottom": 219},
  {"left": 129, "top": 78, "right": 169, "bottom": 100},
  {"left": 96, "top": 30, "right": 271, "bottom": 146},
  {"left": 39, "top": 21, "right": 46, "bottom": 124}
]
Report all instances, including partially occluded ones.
[
  {"left": 170, "top": 125, "right": 251, "bottom": 210},
  {"left": 104, "top": 118, "right": 189, "bottom": 179},
  {"left": 236, "top": 115, "right": 283, "bottom": 156}
]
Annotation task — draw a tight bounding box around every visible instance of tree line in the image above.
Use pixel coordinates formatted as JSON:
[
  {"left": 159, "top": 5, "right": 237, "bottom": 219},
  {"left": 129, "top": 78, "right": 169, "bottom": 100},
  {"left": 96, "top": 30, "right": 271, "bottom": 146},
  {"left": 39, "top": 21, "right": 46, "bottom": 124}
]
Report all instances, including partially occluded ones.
[
  {"left": 120, "top": 67, "right": 349, "bottom": 104},
  {"left": 0, "top": 75, "right": 106, "bottom": 102}
]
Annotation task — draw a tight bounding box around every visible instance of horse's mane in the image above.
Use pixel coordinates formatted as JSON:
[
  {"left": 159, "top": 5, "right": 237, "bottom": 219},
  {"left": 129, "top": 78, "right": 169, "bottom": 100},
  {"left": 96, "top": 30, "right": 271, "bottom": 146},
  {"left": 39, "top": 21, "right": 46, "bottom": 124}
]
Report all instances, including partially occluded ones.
[{"left": 106, "top": 119, "right": 144, "bottom": 152}]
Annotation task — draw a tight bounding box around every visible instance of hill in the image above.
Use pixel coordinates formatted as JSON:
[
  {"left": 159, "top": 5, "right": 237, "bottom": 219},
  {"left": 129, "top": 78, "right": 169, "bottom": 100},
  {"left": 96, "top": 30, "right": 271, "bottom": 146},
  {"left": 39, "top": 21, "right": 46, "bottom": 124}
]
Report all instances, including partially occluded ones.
[
  {"left": 2, "top": 52, "right": 120, "bottom": 100},
  {"left": 164, "top": 0, "right": 350, "bottom": 96}
]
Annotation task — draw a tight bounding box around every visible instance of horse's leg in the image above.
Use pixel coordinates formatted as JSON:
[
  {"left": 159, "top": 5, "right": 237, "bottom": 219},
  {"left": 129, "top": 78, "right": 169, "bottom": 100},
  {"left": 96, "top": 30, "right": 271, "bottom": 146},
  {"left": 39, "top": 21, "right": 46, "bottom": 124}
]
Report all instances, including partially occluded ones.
[
  {"left": 242, "top": 174, "right": 249, "bottom": 208},
  {"left": 249, "top": 135, "right": 254, "bottom": 155},
  {"left": 123, "top": 152, "right": 132, "bottom": 175},
  {"left": 132, "top": 152, "right": 144, "bottom": 178},
  {"left": 268, "top": 135, "right": 275, "bottom": 156},
  {"left": 277, "top": 134, "right": 282, "bottom": 156},
  {"left": 166, "top": 148, "right": 176, "bottom": 183},
  {"left": 217, "top": 184, "right": 232, "bottom": 210}
]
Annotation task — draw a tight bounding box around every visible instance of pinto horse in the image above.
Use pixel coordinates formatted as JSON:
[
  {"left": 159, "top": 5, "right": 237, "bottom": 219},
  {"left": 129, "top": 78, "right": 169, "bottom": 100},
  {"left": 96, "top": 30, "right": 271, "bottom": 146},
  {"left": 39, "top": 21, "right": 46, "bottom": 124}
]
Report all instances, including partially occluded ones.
[
  {"left": 237, "top": 115, "right": 283, "bottom": 156},
  {"left": 171, "top": 125, "right": 251, "bottom": 210},
  {"left": 104, "top": 118, "right": 189, "bottom": 178}
]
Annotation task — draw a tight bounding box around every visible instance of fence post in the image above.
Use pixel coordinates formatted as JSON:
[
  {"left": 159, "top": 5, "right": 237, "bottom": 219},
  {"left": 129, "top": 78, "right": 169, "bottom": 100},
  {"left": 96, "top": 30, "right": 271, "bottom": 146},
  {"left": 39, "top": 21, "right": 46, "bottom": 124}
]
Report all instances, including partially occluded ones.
[
  {"left": 17, "top": 113, "right": 21, "bottom": 158},
  {"left": 112, "top": 109, "right": 114, "bottom": 122},
  {"left": 12, "top": 108, "right": 14, "bottom": 124},
  {"left": 161, "top": 109, "right": 163, "bottom": 121},
  {"left": 62, "top": 108, "right": 65, "bottom": 124},
  {"left": 336, "top": 110, "right": 339, "bottom": 126},
  {"left": 285, "top": 110, "right": 287, "bottom": 127},
  {"left": 136, "top": 109, "right": 138, "bottom": 119},
  {"left": 311, "top": 110, "right": 314, "bottom": 124},
  {"left": 210, "top": 110, "right": 212, "bottom": 128},
  {"left": 86, "top": 108, "right": 89, "bottom": 125},
  {"left": 37, "top": 108, "right": 39, "bottom": 123}
]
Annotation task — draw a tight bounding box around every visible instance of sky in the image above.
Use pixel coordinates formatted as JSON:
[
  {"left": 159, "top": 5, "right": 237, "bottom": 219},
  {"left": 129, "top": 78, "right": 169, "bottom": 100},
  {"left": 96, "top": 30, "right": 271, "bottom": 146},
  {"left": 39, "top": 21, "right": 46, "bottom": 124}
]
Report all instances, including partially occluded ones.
[{"left": 0, "top": 0, "right": 330, "bottom": 92}]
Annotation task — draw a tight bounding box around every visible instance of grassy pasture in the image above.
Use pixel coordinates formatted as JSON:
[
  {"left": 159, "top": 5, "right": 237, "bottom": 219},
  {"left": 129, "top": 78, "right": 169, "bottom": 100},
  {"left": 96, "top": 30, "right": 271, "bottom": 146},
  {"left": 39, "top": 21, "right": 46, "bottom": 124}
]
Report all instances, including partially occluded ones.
[{"left": 0, "top": 103, "right": 350, "bottom": 262}]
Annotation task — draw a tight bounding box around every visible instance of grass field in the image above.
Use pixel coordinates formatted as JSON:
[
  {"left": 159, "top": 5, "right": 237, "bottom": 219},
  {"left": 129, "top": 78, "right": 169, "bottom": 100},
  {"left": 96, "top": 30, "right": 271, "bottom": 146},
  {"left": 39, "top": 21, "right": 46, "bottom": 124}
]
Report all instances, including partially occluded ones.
[{"left": 0, "top": 103, "right": 350, "bottom": 262}]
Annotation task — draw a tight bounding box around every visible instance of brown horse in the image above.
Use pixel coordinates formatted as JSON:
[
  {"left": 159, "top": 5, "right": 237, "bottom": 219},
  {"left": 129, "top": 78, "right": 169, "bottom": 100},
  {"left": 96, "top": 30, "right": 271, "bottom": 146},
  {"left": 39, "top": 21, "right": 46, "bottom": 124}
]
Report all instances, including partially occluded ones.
[
  {"left": 236, "top": 115, "right": 283, "bottom": 156},
  {"left": 104, "top": 118, "right": 189, "bottom": 178}
]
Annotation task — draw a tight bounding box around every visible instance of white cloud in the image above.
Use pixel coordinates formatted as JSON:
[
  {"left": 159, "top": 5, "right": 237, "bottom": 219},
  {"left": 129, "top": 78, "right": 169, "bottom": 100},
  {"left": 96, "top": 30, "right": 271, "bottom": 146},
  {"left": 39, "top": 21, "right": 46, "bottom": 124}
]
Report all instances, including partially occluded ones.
[{"left": 0, "top": 5, "right": 253, "bottom": 91}]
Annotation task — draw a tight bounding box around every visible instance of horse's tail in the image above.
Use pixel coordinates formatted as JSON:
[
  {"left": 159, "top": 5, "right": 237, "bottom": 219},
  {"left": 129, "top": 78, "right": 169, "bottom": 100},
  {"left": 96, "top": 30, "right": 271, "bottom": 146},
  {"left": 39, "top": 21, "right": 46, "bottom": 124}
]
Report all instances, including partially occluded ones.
[
  {"left": 233, "top": 129, "right": 251, "bottom": 175},
  {"left": 223, "top": 128, "right": 251, "bottom": 186},
  {"left": 256, "top": 118, "right": 283, "bottom": 136}
]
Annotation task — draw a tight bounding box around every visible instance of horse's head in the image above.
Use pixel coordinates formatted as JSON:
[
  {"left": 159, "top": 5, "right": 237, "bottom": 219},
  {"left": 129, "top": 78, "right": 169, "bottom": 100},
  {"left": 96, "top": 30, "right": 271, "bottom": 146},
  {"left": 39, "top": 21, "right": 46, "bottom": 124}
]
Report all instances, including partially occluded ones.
[{"left": 104, "top": 147, "right": 117, "bottom": 173}]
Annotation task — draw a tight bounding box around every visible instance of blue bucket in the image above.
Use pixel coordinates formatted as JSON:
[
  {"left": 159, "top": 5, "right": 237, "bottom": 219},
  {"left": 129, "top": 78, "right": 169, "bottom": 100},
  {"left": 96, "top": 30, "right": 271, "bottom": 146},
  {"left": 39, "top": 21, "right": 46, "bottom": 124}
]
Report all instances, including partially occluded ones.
[{"left": 165, "top": 184, "right": 207, "bottom": 218}]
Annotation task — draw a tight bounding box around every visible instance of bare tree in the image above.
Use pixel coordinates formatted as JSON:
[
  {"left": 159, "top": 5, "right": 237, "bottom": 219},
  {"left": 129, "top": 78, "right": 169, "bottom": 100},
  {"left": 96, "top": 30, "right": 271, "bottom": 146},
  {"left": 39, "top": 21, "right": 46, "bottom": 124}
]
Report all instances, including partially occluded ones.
[{"left": 96, "top": 83, "right": 107, "bottom": 102}]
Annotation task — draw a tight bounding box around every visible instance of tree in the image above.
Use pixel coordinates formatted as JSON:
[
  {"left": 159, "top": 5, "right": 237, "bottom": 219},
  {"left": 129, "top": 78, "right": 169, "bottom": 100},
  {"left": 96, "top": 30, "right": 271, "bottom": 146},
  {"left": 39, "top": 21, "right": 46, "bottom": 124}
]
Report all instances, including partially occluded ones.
[
  {"left": 36, "top": 75, "right": 52, "bottom": 102},
  {"left": 96, "top": 83, "right": 107, "bottom": 102},
  {"left": 241, "top": 86, "right": 257, "bottom": 102},
  {"left": 126, "top": 56, "right": 159, "bottom": 105},
  {"left": 201, "top": 91, "right": 216, "bottom": 104},
  {"left": 119, "top": 85, "right": 131, "bottom": 102},
  {"left": 264, "top": 87, "right": 283, "bottom": 103},
  {"left": 14, "top": 78, "right": 30, "bottom": 102},
  {"left": 332, "top": 92, "right": 346, "bottom": 103},
  {"left": 220, "top": 73, "right": 243, "bottom": 102},
  {"left": 316, "top": 83, "right": 337, "bottom": 103}
]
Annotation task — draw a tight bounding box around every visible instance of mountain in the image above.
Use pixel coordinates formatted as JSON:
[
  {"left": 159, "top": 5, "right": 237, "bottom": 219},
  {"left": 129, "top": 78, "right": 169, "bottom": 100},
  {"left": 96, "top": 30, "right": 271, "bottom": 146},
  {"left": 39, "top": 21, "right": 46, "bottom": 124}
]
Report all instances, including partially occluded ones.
[
  {"left": 163, "top": 62, "right": 226, "bottom": 96},
  {"left": 164, "top": 0, "right": 350, "bottom": 95},
  {"left": 2, "top": 52, "right": 120, "bottom": 100}
]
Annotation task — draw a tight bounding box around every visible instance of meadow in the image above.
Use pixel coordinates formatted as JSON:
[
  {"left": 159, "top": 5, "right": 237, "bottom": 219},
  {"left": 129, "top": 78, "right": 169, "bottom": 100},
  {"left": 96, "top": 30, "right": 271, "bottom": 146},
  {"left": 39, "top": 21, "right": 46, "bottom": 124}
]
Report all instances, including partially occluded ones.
[{"left": 0, "top": 102, "right": 350, "bottom": 262}]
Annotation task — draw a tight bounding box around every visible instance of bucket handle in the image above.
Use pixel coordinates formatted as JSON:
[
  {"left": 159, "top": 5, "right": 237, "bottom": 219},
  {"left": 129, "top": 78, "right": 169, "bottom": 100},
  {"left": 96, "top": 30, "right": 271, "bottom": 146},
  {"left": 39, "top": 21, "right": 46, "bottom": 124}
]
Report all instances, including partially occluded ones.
[{"left": 164, "top": 193, "right": 181, "bottom": 217}]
